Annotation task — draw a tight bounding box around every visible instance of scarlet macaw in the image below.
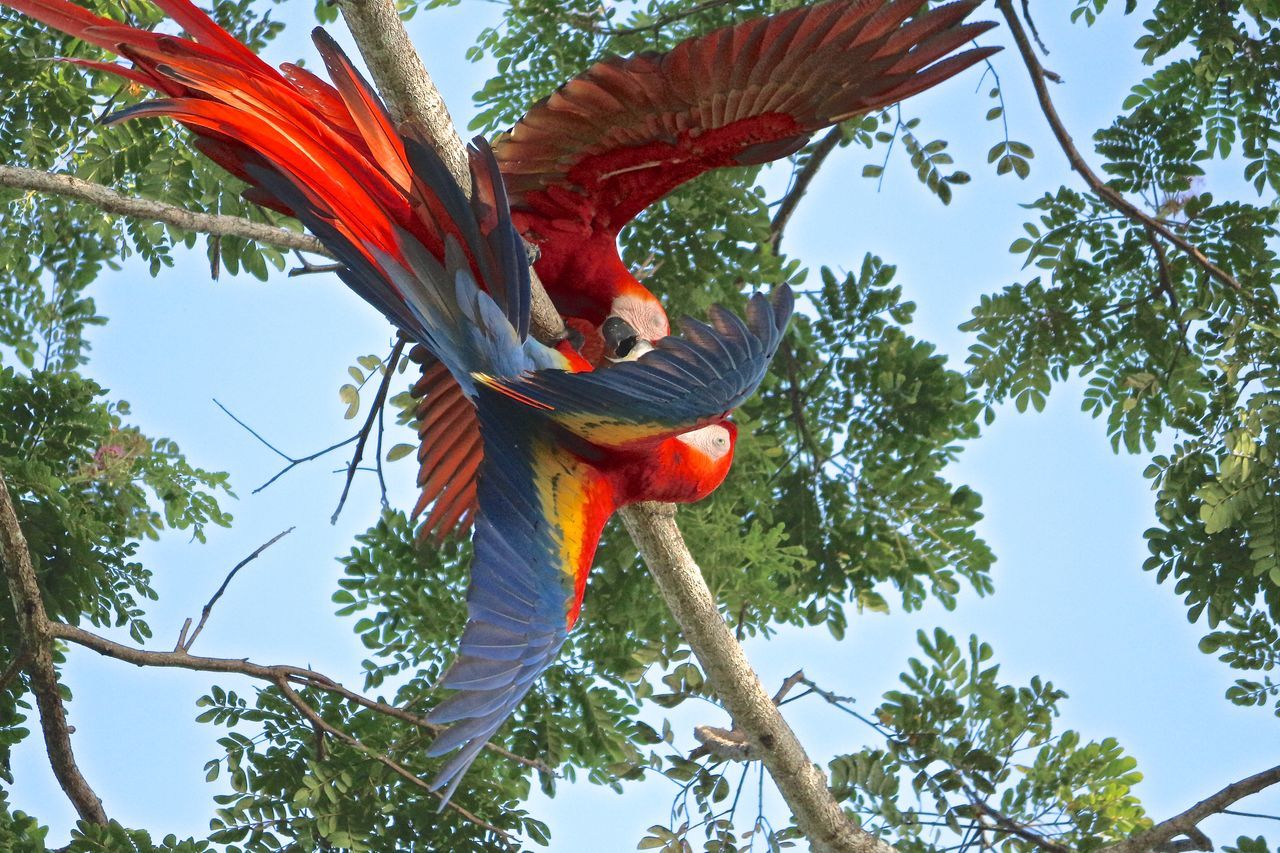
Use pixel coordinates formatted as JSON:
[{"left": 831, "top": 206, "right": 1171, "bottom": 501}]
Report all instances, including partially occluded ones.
[
  {"left": 409, "top": 0, "right": 998, "bottom": 538},
  {"left": 5, "top": 0, "right": 794, "bottom": 801}
]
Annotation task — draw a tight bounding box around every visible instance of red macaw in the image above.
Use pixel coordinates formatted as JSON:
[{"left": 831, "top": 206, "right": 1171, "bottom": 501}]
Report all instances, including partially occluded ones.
[
  {"left": 6, "top": 0, "right": 794, "bottom": 801},
  {"left": 409, "top": 0, "right": 998, "bottom": 539},
  {"left": 7, "top": 0, "right": 996, "bottom": 543}
]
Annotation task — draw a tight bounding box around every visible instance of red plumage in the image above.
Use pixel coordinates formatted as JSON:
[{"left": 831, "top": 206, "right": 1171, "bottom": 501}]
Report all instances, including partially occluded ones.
[{"left": 6, "top": 0, "right": 996, "bottom": 543}]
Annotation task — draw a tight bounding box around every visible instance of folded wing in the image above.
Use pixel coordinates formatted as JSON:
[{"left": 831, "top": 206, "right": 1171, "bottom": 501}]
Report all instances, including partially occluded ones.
[{"left": 424, "top": 394, "right": 614, "bottom": 804}]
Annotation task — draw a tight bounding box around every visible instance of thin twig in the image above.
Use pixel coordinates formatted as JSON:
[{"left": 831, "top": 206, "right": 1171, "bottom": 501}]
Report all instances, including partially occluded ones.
[
  {"left": 1019, "top": 0, "right": 1050, "bottom": 56},
  {"left": 0, "top": 164, "right": 330, "bottom": 258},
  {"left": 179, "top": 527, "right": 295, "bottom": 652},
  {"left": 995, "top": 0, "right": 1243, "bottom": 294},
  {"left": 213, "top": 399, "right": 360, "bottom": 494},
  {"left": 332, "top": 336, "right": 405, "bottom": 524},
  {"left": 968, "top": 800, "right": 1069, "bottom": 853},
  {"left": 770, "top": 127, "right": 844, "bottom": 255},
  {"left": 273, "top": 677, "right": 515, "bottom": 845},
  {"left": 1222, "top": 809, "right": 1280, "bottom": 823},
  {"left": 0, "top": 468, "right": 108, "bottom": 825}
]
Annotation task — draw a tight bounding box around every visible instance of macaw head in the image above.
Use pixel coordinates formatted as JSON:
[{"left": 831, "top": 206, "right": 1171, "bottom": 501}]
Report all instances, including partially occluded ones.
[
  {"left": 644, "top": 420, "right": 738, "bottom": 504},
  {"left": 601, "top": 280, "right": 669, "bottom": 363}
]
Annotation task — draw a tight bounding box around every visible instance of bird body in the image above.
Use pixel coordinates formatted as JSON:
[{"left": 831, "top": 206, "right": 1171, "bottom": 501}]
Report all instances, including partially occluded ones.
[{"left": 6, "top": 0, "right": 794, "bottom": 802}]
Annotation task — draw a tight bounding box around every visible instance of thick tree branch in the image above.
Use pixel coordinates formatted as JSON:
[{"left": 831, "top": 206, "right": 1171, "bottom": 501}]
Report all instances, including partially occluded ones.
[
  {"left": 994, "top": 0, "right": 1242, "bottom": 293},
  {"left": 334, "top": 0, "right": 567, "bottom": 346},
  {"left": 620, "top": 503, "right": 893, "bottom": 853},
  {"left": 334, "top": 0, "right": 471, "bottom": 195},
  {"left": 1101, "top": 765, "right": 1280, "bottom": 853},
  {"left": 333, "top": 0, "right": 879, "bottom": 847},
  {"left": 0, "top": 469, "right": 108, "bottom": 825},
  {"left": 0, "top": 164, "right": 331, "bottom": 258}
]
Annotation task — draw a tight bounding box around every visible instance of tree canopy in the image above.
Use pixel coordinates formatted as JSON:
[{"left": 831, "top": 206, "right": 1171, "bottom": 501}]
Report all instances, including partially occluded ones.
[{"left": 0, "top": 0, "right": 1278, "bottom": 851}]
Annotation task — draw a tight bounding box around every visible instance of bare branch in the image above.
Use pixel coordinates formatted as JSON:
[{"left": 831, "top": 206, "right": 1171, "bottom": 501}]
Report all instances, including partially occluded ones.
[
  {"left": 1019, "top": 0, "right": 1050, "bottom": 56},
  {"left": 0, "top": 468, "right": 108, "bottom": 825},
  {"left": 994, "top": 0, "right": 1243, "bottom": 294},
  {"left": 770, "top": 127, "right": 844, "bottom": 254},
  {"left": 1101, "top": 765, "right": 1280, "bottom": 853},
  {"left": 179, "top": 527, "right": 295, "bottom": 652},
  {"left": 694, "top": 725, "right": 756, "bottom": 762},
  {"left": 689, "top": 669, "right": 808, "bottom": 762},
  {"left": 620, "top": 503, "right": 893, "bottom": 853},
  {"left": 968, "top": 800, "right": 1070, "bottom": 853},
  {"left": 332, "top": 336, "right": 405, "bottom": 524},
  {"left": 0, "top": 164, "right": 331, "bottom": 258},
  {"left": 213, "top": 399, "right": 359, "bottom": 493},
  {"left": 272, "top": 677, "right": 516, "bottom": 844},
  {"left": 0, "top": 647, "right": 29, "bottom": 695},
  {"left": 47, "top": 620, "right": 547, "bottom": 773}
]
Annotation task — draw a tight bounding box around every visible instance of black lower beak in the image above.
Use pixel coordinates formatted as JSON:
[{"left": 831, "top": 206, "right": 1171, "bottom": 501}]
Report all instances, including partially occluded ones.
[{"left": 602, "top": 316, "right": 639, "bottom": 359}]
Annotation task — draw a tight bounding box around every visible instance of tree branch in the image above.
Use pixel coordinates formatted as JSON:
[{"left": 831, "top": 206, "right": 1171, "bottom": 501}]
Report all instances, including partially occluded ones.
[
  {"left": 331, "top": 0, "right": 878, "bottom": 847},
  {"left": 619, "top": 503, "right": 893, "bottom": 853},
  {"left": 0, "top": 164, "right": 331, "bottom": 258},
  {"left": 0, "top": 468, "right": 108, "bottom": 825},
  {"left": 272, "top": 677, "right": 515, "bottom": 844},
  {"left": 177, "top": 527, "right": 295, "bottom": 653},
  {"left": 994, "top": 0, "right": 1242, "bottom": 293},
  {"left": 46, "top": 620, "right": 547, "bottom": 774},
  {"left": 334, "top": 0, "right": 567, "bottom": 346},
  {"left": 333, "top": 0, "right": 471, "bottom": 194},
  {"left": 332, "top": 336, "right": 405, "bottom": 524},
  {"left": 1101, "top": 765, "right": 1280, "bottom": 853},
  {"left": 770, "top": 126, "right": 844, "bottom": 255},
  {"left": 968, "top": 799, "right": 1070, "bottom": 853}
]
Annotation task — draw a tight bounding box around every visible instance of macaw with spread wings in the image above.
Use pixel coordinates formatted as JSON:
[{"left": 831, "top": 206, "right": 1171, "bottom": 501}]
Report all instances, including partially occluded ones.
[
  {"left": 406, "top": 0, "right": 998, "bottom": 539},
  {"left": 4, "top": 0, "right": 796, "bottom": 801}
]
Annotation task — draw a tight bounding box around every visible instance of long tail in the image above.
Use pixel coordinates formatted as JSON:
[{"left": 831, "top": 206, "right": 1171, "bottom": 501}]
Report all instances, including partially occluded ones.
[{"left": 8, "top": 0, "right": 527, "bottom": 341}]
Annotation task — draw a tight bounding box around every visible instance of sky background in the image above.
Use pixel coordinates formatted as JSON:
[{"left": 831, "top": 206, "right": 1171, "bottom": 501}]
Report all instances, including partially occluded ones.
[{"left": 9, "top": 0, "right": 1280, "bottom": 849}]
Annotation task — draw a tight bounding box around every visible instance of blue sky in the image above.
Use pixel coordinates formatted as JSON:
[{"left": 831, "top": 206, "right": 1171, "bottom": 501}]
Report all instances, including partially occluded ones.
[{"left": 10, "top": 1, "right": 1279, "bottom": 848}]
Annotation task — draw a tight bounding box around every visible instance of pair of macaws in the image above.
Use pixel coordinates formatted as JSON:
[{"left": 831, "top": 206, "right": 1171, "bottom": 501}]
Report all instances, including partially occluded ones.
[{"left": 6, "top": 0, "right": 995, "bottom": 804}]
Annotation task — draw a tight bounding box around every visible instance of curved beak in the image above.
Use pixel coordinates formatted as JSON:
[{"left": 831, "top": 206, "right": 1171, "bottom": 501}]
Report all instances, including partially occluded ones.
[{"left": 602, "top": 316, "right": 653, "bottom": 362}]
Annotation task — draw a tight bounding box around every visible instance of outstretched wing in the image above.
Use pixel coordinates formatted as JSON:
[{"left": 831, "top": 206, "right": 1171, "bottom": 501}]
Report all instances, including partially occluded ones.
[
  {"left": 425, "top": 396, "right": 613, "bottom": 804},
  {"left": 9, "top": 0, "right": 516, "bottom": 538},
  {"left": 480, "top": 286, "right": 794, "bottom": 448},
  {"left": 408, "top": 351, "right": 482, "bottom": 539},
  {"left": 496, "top": 0, "right": 997, "bottom": 241}
]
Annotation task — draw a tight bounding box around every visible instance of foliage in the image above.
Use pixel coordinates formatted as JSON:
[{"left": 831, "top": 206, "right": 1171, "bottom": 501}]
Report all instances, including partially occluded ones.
[
  {"left": 0, "top": 0, "right": 1276, "bottom": 851},
  {"left": 967, "top": 0, "right": 1280, "bottom": 717}
]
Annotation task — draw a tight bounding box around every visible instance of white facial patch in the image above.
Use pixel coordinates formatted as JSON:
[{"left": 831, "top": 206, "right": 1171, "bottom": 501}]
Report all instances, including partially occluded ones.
[
  {"left": 611, "top": 293, "right": 670, "bottom": 341},
  {"left": 676, "top": 424, "right": 732, "bottom": 460}
]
